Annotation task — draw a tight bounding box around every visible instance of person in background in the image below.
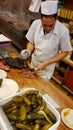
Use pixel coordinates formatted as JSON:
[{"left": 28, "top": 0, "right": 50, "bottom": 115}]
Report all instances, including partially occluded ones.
[
  {"left": 21, "top": 1, "right": 72, "bottom": 82},
  {"left": 29, "top": 0, "right": 41, "bottom": 13}
]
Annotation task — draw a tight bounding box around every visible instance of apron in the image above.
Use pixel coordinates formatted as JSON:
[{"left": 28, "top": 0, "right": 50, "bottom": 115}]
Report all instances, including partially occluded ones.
[{"left": 31, "top": 23, "right": 58, "bottom": 81}]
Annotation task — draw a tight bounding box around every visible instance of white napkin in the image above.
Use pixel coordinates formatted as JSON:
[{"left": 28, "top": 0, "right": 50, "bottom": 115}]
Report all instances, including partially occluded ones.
[
  {"left": 0, "top": 34, "right": 11, "bottom": 42},
  {"left": 43, "top": 94, "right": 60, "bottom": 109}
]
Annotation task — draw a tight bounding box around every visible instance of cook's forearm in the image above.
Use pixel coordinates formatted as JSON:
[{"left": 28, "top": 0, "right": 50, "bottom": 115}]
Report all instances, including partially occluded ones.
[
  {"left": 27, "top": 42, "right": 35, "bottom": 53},
  {"left": 44, "top": 51, "right": 69, "bottom": 66}
]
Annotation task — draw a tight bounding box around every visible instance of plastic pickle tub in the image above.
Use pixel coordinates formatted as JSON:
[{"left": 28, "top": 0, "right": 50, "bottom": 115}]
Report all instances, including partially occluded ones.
[{"left": 0, "top": 88, "right": 60, "bottom": 130}]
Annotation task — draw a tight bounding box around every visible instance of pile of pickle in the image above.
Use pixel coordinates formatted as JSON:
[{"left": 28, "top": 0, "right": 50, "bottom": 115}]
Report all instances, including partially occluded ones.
[{"left": 2, "top": 90, "right": 56, "bottom": 130}]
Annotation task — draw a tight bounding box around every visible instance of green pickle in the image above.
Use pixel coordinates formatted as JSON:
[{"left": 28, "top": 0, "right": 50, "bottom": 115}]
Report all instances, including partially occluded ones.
[
  {"left": 13, "top": 96, "right": 23, "bottom": 103},
  {"left": 43, "top": 107, "right": 56, "bottom": 123},
  {"left": 33, "top": 124, "right": 40, "bottom": 130},
  {"left": 19, "top": 105, "right": 27, "bottom": 120},
  {"left": 16, "top": 123, "right": 32, "bottom": 130},
  {"left": 25, "top": 90, "right": 39, "bottom": 95},
  {"left": 2, "top": 100, "right": 14, "bottom": 110},
  {"left": 5, "top": 106, "right": 17, "bottom": 113},
  {"left": 40, "top": 124, "right": 51, "bottom": 130},
  {"left": 7, "top": 113, "right": 18, "bottom": 121},
  {"left": 23, "top": 96, "right": 31, "bottom": 105}
]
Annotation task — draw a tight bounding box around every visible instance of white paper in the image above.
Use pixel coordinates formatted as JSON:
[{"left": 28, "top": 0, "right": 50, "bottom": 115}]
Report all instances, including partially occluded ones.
[
  {"left": 43, "top": 93, "right": 60, "bottom": 109},
  {"left": 0, "top": 34, "right": 11, "bottom": 42}
]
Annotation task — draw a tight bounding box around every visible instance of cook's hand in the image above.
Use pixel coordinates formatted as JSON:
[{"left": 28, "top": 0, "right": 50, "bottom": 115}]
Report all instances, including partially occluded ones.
[
  {"left": 21, "top": 49, "right": 31, "bottom": 60},
  {"left": 35, "top": 62, "right": 46, "bottom": 70}
]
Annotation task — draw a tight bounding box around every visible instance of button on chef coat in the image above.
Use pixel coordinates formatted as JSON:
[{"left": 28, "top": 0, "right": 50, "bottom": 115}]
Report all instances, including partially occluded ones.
[{"left": 26, "top": 19, "right": 72, "bottom": 81}]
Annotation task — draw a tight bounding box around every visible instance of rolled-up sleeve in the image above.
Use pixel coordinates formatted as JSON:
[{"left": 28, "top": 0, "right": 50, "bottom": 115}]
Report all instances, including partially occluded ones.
[{"left": 26, "top": 20, "right": 40, "bottom": 44}]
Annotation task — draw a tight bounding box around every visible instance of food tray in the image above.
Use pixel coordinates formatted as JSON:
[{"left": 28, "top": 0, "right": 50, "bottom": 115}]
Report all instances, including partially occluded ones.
[{"left": 0, "top": 88, "right": 60, "bottom": 130}]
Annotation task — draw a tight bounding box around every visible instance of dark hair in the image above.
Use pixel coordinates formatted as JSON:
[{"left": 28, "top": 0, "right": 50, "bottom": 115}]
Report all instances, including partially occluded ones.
[{"left": 41, "top": 13, "right": 57, "bottom": 19}]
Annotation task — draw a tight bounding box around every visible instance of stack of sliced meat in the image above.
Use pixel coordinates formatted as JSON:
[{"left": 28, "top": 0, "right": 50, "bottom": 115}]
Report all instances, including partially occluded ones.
[{"left": 19, "top": 68, "right": 37, "bottom": 79}]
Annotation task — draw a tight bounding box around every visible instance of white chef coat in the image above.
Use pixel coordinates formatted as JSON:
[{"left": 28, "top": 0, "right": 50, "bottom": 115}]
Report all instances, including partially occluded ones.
[{"left": 26, "top": 19, "right": 72, "bottom": 81}]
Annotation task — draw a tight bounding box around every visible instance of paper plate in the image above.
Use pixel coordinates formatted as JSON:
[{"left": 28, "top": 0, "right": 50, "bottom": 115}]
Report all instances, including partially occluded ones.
[
  {"left": 0, "top": 69, "right": 7, "bottom": 79},
  {"left": 61, "top": 108, "right": 73, "bottom": 129},
  {"left": 0, "top": 78, "right": 19, "bottom": 99}
]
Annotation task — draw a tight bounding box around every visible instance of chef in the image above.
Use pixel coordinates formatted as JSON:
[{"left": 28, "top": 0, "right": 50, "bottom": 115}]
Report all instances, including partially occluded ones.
[{"left": 21, "top": 1, "right": 72, "bottom": 82}]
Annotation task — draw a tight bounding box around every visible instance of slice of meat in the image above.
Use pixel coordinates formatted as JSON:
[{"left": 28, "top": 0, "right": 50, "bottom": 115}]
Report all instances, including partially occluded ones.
[
  {"left": 0, "top": 61, "right": 9, "bottom": 71},
  {"left": 5, "top": 57, "right": 29, "bottom": 69}
]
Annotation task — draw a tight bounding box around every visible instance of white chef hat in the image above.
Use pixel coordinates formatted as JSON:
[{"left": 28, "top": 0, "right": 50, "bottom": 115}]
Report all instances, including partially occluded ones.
[{"left": 41, "top": 1, "right": 58, "bottom": 15}]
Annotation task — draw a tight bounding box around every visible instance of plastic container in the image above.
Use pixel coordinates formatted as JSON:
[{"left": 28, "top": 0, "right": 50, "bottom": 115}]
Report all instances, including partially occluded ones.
[{"left": 0, "top": 88, "right": 60, "bottom": 130}]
